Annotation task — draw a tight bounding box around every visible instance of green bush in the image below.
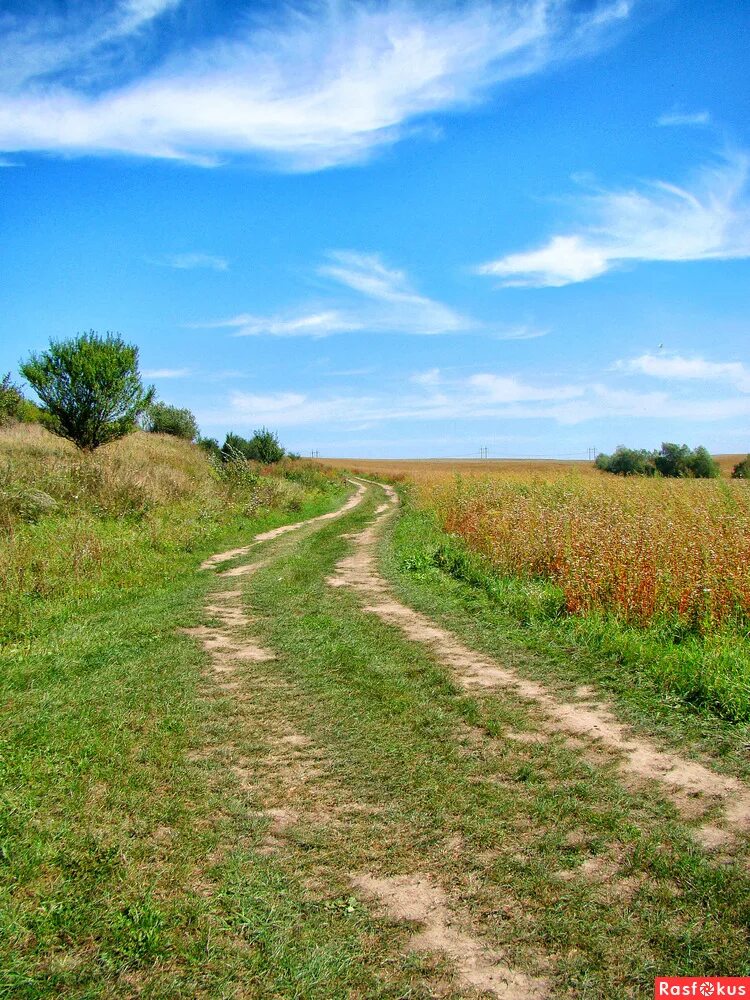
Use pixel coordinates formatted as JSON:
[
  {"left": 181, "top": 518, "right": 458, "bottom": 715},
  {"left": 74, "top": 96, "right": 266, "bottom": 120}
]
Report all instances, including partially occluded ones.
[
  {"left": 732, "top": 456, "right": 750, "bottom": 479},
  {"left": 197, "top": 436, "right": 222, "bottom": 461},
  {"left": 595, "top": 446, "right": 654, "bottom": 476},
  {"left": 0, "top": 373, "right": 41, "bottom": 426},
  {"left": 21, "top": 332, "right": 154, "bottom": 451},
  {"left": 596, "top": 442, "right": 720, "bottom": 478},
  {"left": 220, "top": 428, "right": 285, "bottom": 464},
  {"left": 144, "top": 402, "right": 198, "bottom": 441}
]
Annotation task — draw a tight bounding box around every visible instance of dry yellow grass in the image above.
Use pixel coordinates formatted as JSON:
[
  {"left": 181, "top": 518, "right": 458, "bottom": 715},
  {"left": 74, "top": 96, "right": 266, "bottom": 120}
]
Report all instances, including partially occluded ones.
[
  {"left": 321, "top": 454, "right": 745, "bottom": 482},
  {"left": 0, "top": 423, "right": 215, "bottom": 519},
  {"left": 319, "top": 456, "right": 597, "bottom": 485}
]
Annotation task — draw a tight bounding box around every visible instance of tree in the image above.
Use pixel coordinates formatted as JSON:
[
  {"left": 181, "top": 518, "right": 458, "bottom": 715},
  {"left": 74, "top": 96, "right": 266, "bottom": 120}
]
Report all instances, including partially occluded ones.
[
  {"left": 688, "top": 446, "right": 720, "bottom": 479},
  {"left": 198, "top": 436, "right": 222, "bottom": 461},
  {"left": 595, "top": 446, "right": 654, "bottom": 476},
  {"left": 20, "top": 331, "right": 154, "bottom": 450},
  {"left": 595, "top": 442, "right": 720, "bottom": 478},
  {"left": 653, "top": 442, "right": 693, "bottom": 478},
  {"left": 220, "top": 432, "right": 254, "bottom": 462},
  {"left": 0, "top": 373, "right": 38, "bottom": 425},
  {"left": 220, "top": 428, "right": 285, "bottom": 464},
  {"left": 144, "top": 401, "right": 198, "bottom": 441},
  {"left": 732, "top": 456, "right": 750, "bottom": 479},
  {"left": 245, "top": 427, "right": 285, "bottom": 464}
]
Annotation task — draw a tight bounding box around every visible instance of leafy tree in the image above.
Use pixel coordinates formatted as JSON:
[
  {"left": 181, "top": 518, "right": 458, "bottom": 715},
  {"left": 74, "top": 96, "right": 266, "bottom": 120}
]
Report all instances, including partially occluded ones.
[
  {"left": 20, "top": 331, "right": 154, "bottom": 450},
  {"left": 220, "top": 432, "right": 254, "bottom": 462},
  {"left": 597, "top": 442, "right": 721, "bottom": 479},
  {"left": 688, "top": 446, "right": 720, "bottom": 479},
  {"left": 595, "top": 446, "right": 655, "bottom": 476},
  {"left": 653, "top": 442, "right": 694, "bottom": 478},
  {"left": 732, "top": 456, "right": 750, "bottom": 479},
  {"left": 0, "top": 373, "right": 38, "bottom": 425},
  {"left": 198, "top": 436, "right": 222, "bottom": 461},
  {"left": 220, "top": 428, "right": 285, "bottom": 464},
  {"left": 144, "top": 401, "right": 198, "bottom": 441},
  {"left": 245, "top": 427, "right": 285, "bottom": 464}
]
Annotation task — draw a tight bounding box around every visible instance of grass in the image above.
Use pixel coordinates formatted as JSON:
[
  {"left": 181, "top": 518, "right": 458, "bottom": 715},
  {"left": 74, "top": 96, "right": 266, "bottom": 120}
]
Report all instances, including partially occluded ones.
[
  {"left": 3, "top": 434, "right": 750, "bottom": 997},
  {"left": 217, "top": 481, "right": 750, "bottom": 996}
]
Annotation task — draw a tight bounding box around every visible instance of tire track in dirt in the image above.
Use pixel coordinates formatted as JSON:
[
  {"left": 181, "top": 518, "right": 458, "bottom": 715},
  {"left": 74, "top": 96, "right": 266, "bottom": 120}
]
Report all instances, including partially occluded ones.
[
  {"left": 199, "top": 479, "right": 367, "bottom": 570},
  {"left": 328, "top": 479, "right": 750, "bottom": 851},
  {"left": 193, "top": 479, "right": 549, "bottom": 998}
]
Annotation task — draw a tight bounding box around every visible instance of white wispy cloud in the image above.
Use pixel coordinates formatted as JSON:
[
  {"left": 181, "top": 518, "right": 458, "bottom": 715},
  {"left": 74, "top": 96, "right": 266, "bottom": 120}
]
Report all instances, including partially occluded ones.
[
  {"left": 493, "top": 324, "right": 549, "bottom": 340},
  {"left": 202, "top": 310, "right": 358, "bottom": 338},
  {"left": 468, "top": 373, "right": 582, "bottom": 402},
  {"left": 0, "top": 1, "right": 633, "bottom": 169},
  {"left": 151, "top": 252, "right": 228, "bottom": 271},
  {"left": 0, "top": 0, "right": 182, "bottom": 91},
  {"left": 194, "top": 251, "right": 475, "bottom": 338},
  {"left": 198, "top": 373, "right": 750, "bottom": 431},
  {"left": 477, "top": 151, "right": 750, "bottom": 286},
  {"left": 657, "top": 110, "right": 711, "bottom": 127},
  {"left": 142, "top": 367, "right": 190, "bottom": 378},
  {"left": 318, "top": 251, "right": 470, "bottom": 334},
  {"left": 615, "top": 352, "right": 750, "bottom": 392},
  {"left": 410, "top": 368, "right": 442, "bottom": 385}
]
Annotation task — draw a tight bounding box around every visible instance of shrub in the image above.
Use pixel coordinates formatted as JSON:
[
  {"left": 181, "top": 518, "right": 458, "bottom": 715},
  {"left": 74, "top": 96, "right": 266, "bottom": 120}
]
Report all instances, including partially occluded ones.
[
  {"left": 198, "top": 436, "right": 222, "bottom": 461},
  {"left": 732, "top": 456, "right": 750, "bottom": 479},
  {"left": 246, "top": 427, "right": 285, "bottom": 464},
  {"left": 143, "top": 402, "right": 198, "bottom": 441},
  {"left": 20, "top": 331, "right": 155, "bottom": 451},
  {"left": 220, "top": 429, "right": 285, "bottom": 464},
  {"left": 596, "top": 442, "right": 720, "bottom": 478},
  {"left": 688, "top": 445, "right": 720, "bottom": 479},
  {"left": 595, "top": 446, "right": 654, "bottom": 476},
  {"left": 0, "top": 373, "right": 41, "bottom": 426}
]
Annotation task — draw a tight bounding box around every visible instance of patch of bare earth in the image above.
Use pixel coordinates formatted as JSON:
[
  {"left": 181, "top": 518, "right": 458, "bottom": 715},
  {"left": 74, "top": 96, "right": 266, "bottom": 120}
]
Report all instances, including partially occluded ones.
[
  {"left": 353, "top": 873, "right": 547, "bottom": 999},
  {"left": 328, "top": 482, "right": 750, "bottom": 850}
]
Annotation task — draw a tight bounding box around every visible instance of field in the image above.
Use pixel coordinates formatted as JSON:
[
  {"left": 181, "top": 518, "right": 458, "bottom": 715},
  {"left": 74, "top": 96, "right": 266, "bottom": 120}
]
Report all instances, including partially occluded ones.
[
  {"left": 321, "top": 454, "right": 746, "bottom": 481},
  {"left": 3, "top": 429, "right": 750, "bottom": 998},
  {"left": 322, "top": 456, "right": 750, "bottom": 721}
]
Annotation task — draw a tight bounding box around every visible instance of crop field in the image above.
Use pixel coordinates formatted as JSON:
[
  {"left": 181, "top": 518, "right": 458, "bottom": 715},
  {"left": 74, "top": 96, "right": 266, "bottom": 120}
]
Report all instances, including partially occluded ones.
[
  {"left": 324, "top": 456, "right": 750, "bottom": 629},
  {"left": 323, "top": 456, "right": 750, "bottom": 721}
]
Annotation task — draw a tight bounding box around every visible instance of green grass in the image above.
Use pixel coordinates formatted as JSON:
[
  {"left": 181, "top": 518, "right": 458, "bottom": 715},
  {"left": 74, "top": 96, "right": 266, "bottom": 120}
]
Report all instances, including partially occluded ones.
[{"left": 3, "top": 475, "right": 750, "bottom": 998}]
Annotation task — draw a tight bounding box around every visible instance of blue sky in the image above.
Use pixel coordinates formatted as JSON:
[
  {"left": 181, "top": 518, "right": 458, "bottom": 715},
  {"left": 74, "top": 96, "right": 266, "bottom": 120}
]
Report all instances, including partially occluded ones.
[{"left": 1, "top": 0, "right": 748, "bottom": 458}]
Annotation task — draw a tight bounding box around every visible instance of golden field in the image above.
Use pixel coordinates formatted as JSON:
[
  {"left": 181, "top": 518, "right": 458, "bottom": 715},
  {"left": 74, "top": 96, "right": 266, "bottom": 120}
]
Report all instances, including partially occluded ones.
[{"left": 323, "top": 455, "right": 750, "bottom": 631}]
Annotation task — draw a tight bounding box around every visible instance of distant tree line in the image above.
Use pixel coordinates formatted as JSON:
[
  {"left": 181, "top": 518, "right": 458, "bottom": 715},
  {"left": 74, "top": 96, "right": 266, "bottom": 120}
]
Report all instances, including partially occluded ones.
[
  {"left": 595, "top": 442, "right": 735, "bottom": 478},
  {"left": 2, "top": 331, "right": 291, "bottom": 465}
]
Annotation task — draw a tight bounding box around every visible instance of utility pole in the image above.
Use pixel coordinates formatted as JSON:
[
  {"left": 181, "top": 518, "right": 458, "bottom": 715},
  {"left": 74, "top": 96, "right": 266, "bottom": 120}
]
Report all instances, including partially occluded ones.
[{"left": 587, "top": 447, "right": 598, "bottom": 461}]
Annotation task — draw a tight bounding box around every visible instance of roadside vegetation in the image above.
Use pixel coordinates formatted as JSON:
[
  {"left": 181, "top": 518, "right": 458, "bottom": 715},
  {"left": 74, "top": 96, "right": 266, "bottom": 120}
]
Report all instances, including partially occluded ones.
[{"left": 374, "top": 470, "right": 749, "bottom": 722}]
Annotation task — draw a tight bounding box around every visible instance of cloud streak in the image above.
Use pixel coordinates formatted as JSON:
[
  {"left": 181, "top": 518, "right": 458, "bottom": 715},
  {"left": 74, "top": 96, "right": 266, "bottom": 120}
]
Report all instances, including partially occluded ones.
[
  {"left": 616, "top": 353, "right": 750, "bottom": 392},
  {"left": 152, "top": 252, "right": 229, "bottom": 271},
  {"left": 195, "top": 250, "right": 475, "bottom": 337},
  {"left": 657, "top": 110, "right": 710, "bottom": 127},
  {"left": 197, "top": 361, "right": 750, "bottom": 431},
  {"left": 0, "top": 0, "right": 632, "bottom": 169},
  {"left": 477, "top": 152, "right": 750, "bottom": 286}
]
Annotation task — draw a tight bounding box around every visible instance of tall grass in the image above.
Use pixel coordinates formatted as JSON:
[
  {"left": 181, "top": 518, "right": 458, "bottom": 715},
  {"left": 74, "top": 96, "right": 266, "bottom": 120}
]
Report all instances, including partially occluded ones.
[
  {"left": 0, "top": 424, "right": 343, "bottom": 646},
  {"left": 417, "top": 473, "right": 750, "bottom": 632}
]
